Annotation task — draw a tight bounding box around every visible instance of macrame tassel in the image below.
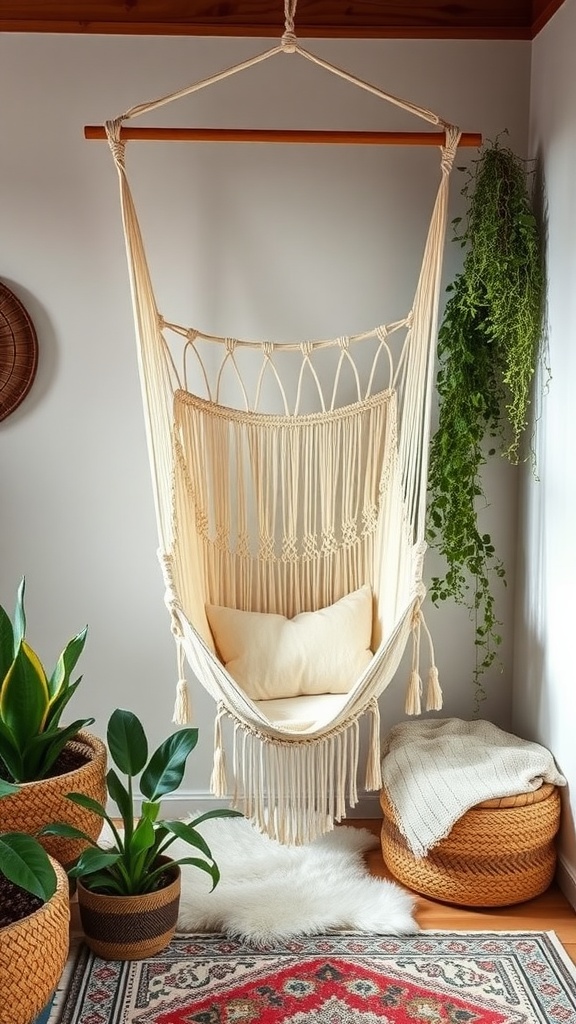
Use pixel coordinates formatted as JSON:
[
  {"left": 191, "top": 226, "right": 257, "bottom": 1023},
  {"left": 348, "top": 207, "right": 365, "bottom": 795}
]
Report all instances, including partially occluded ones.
[
  {"left": 210, "top": 708, "right": 228, "bottom": 797},
  {"left": 426, "top": 665, "right": 443, "bottom": 711},
  {"left": 172, "top": 642, "right": 192, "bottom": 724},
  {"left": 173, "top": 678, "right": 192, "bottom": 725},
  {"left": 405, "top": 670, "right": 422, "bottom": 715},
  {"left": 365, "top": 699, "right": 382, "bottom": 790},
  {"left": 420, "top": 607, "right": 443, "bottom": 711}
]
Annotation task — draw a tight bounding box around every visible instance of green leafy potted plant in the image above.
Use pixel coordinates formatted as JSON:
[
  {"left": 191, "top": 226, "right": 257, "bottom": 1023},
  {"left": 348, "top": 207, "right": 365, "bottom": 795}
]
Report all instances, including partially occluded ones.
[
  {"left": 0, "top": 578, "right": 107, "bottom": 865},
  {"left": 427, "top": 137, "right": 544, "bottom": 706},
  {"left": 0, "top": 779, "right": 70, "bottom": 1024},
  {"left": 42, "top": 708, "right": 241, "bottom": 960}
]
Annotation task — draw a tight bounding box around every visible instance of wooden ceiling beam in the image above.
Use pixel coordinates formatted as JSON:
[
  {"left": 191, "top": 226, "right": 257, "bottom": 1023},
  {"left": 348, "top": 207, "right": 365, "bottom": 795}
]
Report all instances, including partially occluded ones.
[{"left": 0, "top": 1, "right": 564, "bottom": 39}]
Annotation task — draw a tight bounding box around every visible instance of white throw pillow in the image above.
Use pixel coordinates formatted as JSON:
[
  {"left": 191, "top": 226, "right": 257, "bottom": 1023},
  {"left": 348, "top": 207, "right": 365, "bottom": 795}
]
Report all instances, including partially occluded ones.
[{"left": 205, "top": 585, "right": 373, "bottom": 701}]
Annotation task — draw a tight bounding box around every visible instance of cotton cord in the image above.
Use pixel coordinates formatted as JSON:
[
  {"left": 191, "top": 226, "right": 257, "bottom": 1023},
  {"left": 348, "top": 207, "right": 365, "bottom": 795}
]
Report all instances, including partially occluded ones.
[
  {"left": 405, "top": 607, "right": 423, "bottom": 716},
  {"left": 281, "top": 0, "right": 298, "bottom": 51}
]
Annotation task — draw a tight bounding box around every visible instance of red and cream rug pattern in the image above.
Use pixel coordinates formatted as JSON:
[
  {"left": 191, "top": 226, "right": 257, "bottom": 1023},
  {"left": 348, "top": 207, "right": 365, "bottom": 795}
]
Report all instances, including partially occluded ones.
[{"left": 47, "top": 931, "right": 576, "bottom": 1023}]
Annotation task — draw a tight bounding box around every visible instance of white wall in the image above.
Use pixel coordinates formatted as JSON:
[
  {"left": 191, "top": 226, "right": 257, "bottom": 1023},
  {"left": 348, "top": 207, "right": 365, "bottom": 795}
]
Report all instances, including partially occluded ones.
[
  {"left": 515, "top": 0, "right": 576, "bottom": 899},
  {"left": 0, "top": 34, "right": 529, "bottom": 814}
]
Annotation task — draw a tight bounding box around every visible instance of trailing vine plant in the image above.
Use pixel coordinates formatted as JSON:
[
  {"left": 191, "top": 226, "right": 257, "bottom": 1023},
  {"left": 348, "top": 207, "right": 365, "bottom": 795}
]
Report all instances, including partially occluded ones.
[{"left": 427, "top": 136, "right": 545, "bottom": 706}]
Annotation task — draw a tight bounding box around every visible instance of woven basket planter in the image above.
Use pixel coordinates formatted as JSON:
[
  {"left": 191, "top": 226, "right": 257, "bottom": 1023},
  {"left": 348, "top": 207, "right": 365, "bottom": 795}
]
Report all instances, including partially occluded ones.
[
  {"left": 0, "top": 857, "right": 70, "bottom": 1024},
  {"left": 77, "top": 858, "right": 181, "bottom": 960},
  {"left": 380, "top": 783, "right": 562, "bottom": 907},
  {"left": 0, "top": 731, "right": 107, "bottom": 867}
]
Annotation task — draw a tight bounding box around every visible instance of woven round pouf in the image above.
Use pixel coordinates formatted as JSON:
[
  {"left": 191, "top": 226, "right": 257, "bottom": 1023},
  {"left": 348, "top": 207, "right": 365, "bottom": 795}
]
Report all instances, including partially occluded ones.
[{"left": 380, "top": 783, "right": 561, "bottom": 907}]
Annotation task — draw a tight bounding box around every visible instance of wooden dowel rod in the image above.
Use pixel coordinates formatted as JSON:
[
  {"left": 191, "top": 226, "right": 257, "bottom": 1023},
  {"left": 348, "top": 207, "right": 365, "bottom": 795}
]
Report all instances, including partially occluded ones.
[{"left": 84, "top": 126, "right": 482, "bottom": 146}]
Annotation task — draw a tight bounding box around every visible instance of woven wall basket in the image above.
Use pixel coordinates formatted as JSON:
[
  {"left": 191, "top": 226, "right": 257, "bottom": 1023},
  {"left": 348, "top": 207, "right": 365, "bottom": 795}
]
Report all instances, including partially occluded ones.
[
  {"left": 0, "top": 281, "right": 38, "bottom": 421},
  {"left": 0, "top": 857, "right": 69, "bottom": 1024},
  {"left": 77, "top": 858, "right": 181, "bottom": 960},
  {"left": 0, "top": 731, "right": 107, "bottom": 866},
  {"left": 380, "top": 783, "right": 562, "bottom": 907}
]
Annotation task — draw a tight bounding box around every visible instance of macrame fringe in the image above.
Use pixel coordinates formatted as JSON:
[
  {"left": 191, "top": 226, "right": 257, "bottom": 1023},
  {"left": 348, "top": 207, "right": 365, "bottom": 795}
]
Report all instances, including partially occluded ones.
[{"left": 227, "top": 716, "right": 366, "bottom": 845}]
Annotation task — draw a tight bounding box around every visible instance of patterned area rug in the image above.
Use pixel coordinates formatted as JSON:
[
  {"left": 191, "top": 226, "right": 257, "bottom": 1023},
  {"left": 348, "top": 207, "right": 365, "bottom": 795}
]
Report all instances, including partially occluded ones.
[{"left": 45, "top": 931, "right": 576, "bottom": 1023}]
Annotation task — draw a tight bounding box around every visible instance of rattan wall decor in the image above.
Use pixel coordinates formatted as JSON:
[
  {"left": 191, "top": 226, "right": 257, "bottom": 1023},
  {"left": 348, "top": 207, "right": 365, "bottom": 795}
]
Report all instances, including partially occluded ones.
[{"left": 0, "top": 281, "right": 38, "bottom": 421}]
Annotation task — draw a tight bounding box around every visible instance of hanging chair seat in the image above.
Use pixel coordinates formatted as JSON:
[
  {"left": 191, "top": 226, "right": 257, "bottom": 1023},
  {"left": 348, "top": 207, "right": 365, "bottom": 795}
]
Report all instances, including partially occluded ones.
[{"left": 254, "top": 694, "right": 351, "bottom": 733}]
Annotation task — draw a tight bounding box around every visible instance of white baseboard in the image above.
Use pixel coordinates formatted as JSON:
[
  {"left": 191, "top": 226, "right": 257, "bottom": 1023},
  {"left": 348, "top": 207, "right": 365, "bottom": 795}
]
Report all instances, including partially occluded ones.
[
  {"left": 556, "top": 852, "right": 576, "bottom": 910},
  {"left": 124, "top": 790, "right": 382, "bottom": 822}
]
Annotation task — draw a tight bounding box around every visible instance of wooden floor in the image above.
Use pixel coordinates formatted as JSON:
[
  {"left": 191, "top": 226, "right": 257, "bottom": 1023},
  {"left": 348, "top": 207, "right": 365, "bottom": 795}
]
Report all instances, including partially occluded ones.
[
  {"left": 356, "top": 819, "right": 576, "bottom": 965},
  {"left": 72, "top": 817, "right": 576, "bottom": 965}
]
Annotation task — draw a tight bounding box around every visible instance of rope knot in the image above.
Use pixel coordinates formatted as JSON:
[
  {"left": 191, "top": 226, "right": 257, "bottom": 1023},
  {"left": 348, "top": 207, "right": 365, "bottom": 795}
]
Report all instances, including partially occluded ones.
[
  {"left": 440, "top": 123, "right": 461, "bottom": 175},
  {"left": 225, "top": 336, "right": 237, "bottom": 354},
  {"left": 105, "top": 118, "right": 126, "bottom": 167},
  {"left": 337, "top": 335, "right": 350, "bottom": 350},
  {"left": 263, "top": 341, "right": 274, "bottom": 357},
  {"left": 300, "top": 341, "right": 313, "bottom": 357},
  {"left": 186, "top": 328, "right": 199, "bottom": 343},
  {"left": 411, "top": 605, "right": 422, "bottom": 631},
  {"left": 281, "top": 29, "right": 297, "bottom": 52}
]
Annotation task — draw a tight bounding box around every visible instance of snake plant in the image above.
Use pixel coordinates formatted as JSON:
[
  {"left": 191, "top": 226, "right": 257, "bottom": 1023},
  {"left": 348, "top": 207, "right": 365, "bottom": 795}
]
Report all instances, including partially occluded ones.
[{"left": 0, "top": 578, "right": 93, "bottom": 783}]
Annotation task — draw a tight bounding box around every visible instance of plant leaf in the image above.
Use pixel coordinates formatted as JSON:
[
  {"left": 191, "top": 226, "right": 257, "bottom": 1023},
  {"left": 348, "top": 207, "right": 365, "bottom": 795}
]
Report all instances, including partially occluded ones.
[
  {"left": 43, "top": 676, "right": 83, "bottom": 731},
  {"left": 13, "top": 578, "right": 26, "bottom": 650},
  {"left": 128, "top": 815, "right": 156, "bottom": 858},
  {"left": 0, "top": 777, "right": 19, "bottom": 796},
  {"left": 39, "top": 822, "right": 98, "bottom": 844},
  {"left": 20, "top": 717, "right": 95, "bottom": 781},
  {"left": 47, "top": 626, "right": 88, "bottom": 701},
  {"left": 0, "top": 642, "right": 49, "bottom": 749},
  {"left": 170, "top": 856, "right": 220, "bottom": 891},
  {"left": 78, "top": 871, "right": 126, "bottom": 894},
  {"left": 0, "top": 832, "right": 57, "bottom": 901},
  {"left": 140, "top": 729, "right": 199, "bottom": 801},
  {"left": 0, "top": 717, "right": 23, "bottom": 781},
  {"left": 107, "top": 708, "right": 148, "bottom": 776},
  {"left": 68, "top": 847, "right": 122, "bottom": 879},
  {"left": 0, "top": 604, "right": 14, "bottom": 694},
  {"left": 187, "top": 808, "right": 243, "bottom": 829},
  {"left": 159, "top": 820, "right": 213, "bottom": 859},
  {"left": 141, "top": 800, "right": 160, "bottom": 824},
  {"left": 65, "top": 791, "right": 108, "bottom": 818},
  {"left": 106, "top": 767, "right": 134, "bottom": 831}
]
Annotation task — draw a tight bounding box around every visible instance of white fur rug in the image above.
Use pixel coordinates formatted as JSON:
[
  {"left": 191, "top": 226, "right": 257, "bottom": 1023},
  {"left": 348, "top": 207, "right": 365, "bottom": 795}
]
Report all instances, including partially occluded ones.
[{"left": 171, "top": 814, "right": 418, "bottom": 946}]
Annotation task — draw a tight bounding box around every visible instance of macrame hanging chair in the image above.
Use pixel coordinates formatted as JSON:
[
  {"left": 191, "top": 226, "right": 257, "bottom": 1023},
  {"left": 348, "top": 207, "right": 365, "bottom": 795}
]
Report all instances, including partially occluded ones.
[{"left": 99, "top": 4, "right": 466, "bottom": 844}]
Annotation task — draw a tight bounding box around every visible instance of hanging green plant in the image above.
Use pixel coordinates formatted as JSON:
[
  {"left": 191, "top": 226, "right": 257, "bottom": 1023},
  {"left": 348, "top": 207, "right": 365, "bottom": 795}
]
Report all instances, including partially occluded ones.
[{"left": 427, "top": 137, "right": 545, "bottom": 706}]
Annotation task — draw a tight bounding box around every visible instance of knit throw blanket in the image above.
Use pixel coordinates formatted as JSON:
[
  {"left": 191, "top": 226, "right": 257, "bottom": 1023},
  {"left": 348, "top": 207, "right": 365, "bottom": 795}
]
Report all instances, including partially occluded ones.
[{"left": 381, "top": 718, "right": 566, "bottom": 857}]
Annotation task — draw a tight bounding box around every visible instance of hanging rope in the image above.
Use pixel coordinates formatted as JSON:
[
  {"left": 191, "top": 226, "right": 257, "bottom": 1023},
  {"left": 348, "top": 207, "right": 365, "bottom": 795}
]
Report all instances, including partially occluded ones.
[{"left": 281, "top": 0, "right": 298, "bottom": 51}]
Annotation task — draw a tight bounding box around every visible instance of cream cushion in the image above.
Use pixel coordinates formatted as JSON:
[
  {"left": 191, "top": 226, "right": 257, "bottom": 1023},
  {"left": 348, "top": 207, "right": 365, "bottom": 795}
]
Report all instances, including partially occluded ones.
[
  {"left": 205, "top": 585, "right": 374, "bottom": 701},
  {"left": 254, "top": 694, "right": 351, "bottom": 733}
]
